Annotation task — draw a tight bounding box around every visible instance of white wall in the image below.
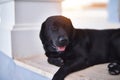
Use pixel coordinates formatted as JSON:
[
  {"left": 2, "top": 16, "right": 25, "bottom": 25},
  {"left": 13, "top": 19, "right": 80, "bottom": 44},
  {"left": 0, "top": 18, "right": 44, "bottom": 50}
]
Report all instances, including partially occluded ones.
[
  {"left": 0, "top": 0, "right": 62, "bottom": 58},
  {"left": 15, "top": 1, "right": 62, "bottom": 24},
  {"left": 0, "top": 0, "right": 15, "bottom": 57},
  {"left": 108, "top": 0, "right": 120, "bottom": 22},
  {"left": 1, "top": 0, "right": 120, "bottom": 58},
  {"left": 12, "top": 0, "right": 62, "bottom": 58},
  {"left": 62, "top": 0, "right": 120, "bottom": 30}
]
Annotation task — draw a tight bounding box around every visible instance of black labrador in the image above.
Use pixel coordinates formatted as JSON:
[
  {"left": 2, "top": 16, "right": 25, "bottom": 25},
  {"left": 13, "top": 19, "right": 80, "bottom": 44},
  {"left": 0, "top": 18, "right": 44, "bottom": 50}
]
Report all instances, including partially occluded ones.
[{"left": 40, "top": 15, "right": 120, "bottom": 80}]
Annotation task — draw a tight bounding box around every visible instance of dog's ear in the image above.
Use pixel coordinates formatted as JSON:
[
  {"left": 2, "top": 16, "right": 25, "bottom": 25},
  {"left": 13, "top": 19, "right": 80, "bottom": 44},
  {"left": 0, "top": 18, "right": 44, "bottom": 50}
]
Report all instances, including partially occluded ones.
[
  {"left": 67, "top": 18, "right": 75, "bottom": 40},
  {"left": 68, "top": 18, "right": 74, "bottom": 29},
  {"left": 39, "top": 21, "right": 46, "bottom": 44}
]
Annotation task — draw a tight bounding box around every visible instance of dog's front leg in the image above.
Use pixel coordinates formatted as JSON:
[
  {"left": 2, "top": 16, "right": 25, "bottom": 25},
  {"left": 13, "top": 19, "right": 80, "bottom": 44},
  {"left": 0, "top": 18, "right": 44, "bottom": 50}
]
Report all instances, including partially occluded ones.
[
  {"left": 52, "top": 58, "right": 88, "bottom": 80},
  {"left": 52, "top": 65, "right": 69, "bottom": 80}
]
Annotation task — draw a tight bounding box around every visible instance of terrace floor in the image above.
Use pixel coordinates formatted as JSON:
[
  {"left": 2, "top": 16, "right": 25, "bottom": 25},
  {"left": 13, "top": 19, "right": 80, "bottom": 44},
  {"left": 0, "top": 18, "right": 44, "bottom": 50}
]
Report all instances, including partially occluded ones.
[{"left": 15, "top": 54, "right": 120, "bottom": 80}]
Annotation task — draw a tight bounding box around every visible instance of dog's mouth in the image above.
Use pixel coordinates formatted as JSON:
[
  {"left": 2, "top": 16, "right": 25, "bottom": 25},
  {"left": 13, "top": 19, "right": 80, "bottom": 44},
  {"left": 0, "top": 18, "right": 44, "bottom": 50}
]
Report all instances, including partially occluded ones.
[
  {"left": 57, "top": 46, "right": 66, "bottom": 52},
  {"left": 52, "top": 45, "right": 67, "bottom": 52},
  {"left": 52, "top": 38, "right": 69, "bottom": 52}
]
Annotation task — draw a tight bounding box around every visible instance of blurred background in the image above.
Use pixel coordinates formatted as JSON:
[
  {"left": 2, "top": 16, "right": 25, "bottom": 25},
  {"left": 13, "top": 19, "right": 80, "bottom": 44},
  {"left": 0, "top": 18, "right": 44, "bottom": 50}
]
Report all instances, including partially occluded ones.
[
  {"left": 0, "top": 0, "right": 120, "bottom": 79},
  {"left": 62, "top": 0, "right": 109, "bottom": 29},
  {"left": 62, "top": 0, "right": 120, "bottom": 29},
  {"left": 0, "top": 0, "right": 120, "bottom": 59}
]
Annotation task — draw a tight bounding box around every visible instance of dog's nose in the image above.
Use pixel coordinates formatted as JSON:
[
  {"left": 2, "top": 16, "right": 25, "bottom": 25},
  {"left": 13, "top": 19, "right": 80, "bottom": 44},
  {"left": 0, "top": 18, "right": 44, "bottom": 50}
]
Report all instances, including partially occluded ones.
[{"left": 58, "top": 36, "right": 68, "bottom": 45}]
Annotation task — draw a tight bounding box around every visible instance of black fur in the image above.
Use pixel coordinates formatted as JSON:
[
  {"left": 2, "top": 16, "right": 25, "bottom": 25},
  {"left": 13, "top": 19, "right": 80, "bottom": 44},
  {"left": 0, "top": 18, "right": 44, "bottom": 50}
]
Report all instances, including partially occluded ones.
[{"left": 40, "top": 15, "right": 120, "bottom": 80}]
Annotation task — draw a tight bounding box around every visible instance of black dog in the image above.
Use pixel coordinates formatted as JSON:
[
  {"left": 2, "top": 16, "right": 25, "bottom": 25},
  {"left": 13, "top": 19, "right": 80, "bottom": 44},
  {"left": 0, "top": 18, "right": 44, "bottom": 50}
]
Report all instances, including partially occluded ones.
[{"left": 40, "top": 15, "right": 120, "bottom": 80}]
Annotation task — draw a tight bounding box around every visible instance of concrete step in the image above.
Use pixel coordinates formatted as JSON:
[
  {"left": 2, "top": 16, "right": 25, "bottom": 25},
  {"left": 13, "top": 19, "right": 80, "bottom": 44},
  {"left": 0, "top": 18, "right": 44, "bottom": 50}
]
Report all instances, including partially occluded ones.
[{"left": 15, "top": 54, "right": 120, "bottom": 80}]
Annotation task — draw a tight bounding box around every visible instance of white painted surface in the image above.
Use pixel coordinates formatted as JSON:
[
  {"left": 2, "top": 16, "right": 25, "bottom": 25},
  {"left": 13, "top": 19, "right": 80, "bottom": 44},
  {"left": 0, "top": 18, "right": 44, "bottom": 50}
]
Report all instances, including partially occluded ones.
[
  {"left": 15, "top": 0, "right": 62, "bottom": 2},
  {"left": 62, "top": 0, "right": 120, "bottom": 29},
  {"left": 0, "top": 1, "right": 15, "bottom": 57},
  {"left": 12, "top": 25, "right": 44, "bottom": 58},
  {"left": 0, "top": 0, "right": 62, "bottom": 58},
  {"left": 12, "top": 0, "right": 62, "bottom": 58},
  {"left": 15, "top": 1, "right": 62, "bottom": 24},
  {"left": 108, "top": 0, "right": 120, "bottom": 22},
  {"left": 1, "top": 0, "right": 120, "bottom": 58}
]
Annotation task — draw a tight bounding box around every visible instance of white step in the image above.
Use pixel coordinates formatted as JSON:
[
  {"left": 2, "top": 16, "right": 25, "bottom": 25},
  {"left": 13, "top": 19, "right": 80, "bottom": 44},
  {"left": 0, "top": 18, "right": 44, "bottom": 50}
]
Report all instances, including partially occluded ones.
[{"left": 15, "top": 54, "right": 120, "bottom": 80}]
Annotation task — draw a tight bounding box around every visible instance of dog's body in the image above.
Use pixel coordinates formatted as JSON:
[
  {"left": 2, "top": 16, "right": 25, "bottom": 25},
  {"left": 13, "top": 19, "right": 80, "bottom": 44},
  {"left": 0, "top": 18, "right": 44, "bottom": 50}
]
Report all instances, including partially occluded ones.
[{"left": 40, "top": 16, "right": 120, "bottom": 80}]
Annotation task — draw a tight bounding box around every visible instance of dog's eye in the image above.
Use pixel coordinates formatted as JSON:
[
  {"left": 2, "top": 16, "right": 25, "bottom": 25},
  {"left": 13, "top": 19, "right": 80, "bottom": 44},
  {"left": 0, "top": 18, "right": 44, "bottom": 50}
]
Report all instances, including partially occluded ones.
[{"left": 52, "top": 26, "right": 58, "bottom": 31}]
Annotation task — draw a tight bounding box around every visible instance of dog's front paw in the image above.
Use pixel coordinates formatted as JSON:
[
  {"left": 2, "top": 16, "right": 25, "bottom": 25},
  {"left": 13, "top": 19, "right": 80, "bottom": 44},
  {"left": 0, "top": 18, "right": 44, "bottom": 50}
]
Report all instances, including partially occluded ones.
[
  {"left": 48, "top": 57, "right": 64, "bottom": 67},
  {"left": 108, "top": 62, "right": 120, "bottom": 75}
]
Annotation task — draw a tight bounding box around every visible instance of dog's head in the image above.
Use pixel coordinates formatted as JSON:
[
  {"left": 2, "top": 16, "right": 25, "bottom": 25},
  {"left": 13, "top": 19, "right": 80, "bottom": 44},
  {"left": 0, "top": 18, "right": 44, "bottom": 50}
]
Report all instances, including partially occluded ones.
[{"left": 40, "top": 16, "right": 74, "bottom": 57}]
